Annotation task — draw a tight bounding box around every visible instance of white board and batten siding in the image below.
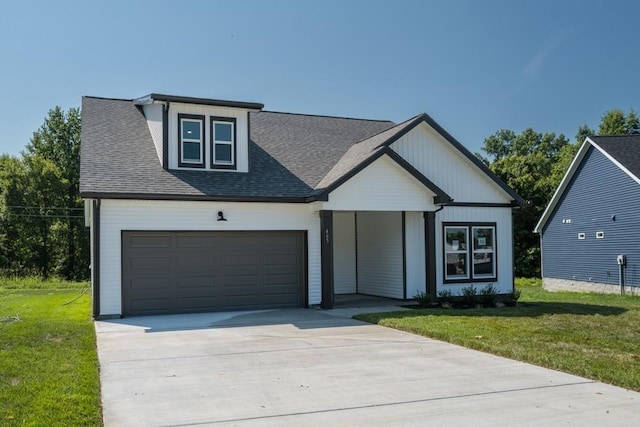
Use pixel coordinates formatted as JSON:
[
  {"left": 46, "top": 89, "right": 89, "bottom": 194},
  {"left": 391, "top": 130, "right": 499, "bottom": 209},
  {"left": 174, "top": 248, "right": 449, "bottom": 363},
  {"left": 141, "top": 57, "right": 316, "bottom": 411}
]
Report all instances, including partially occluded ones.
[
  {"left": 141, "top": 104, "right": 164, "bottom": 162},
  {"left": 320, "top": 155, "right": 438, "bottom": 212},
  {"left": 436, "top": 206, "right": 514, "bottom": 294},
  {"left": 405, "top": 211, "right": 426, "bottom": 297},
  {"left": 97, "top": 199, "right": 321, "bottom": 316},
  {"left": 167, "top": 102, "right": 250, "bottom": 172},
  {"left": 357, "top": 212, "right": 404, "bottom": 299},
  {"left": 391, "top": 123, "right": 511, "bottom": 204},
  {"left": 333, "top": 212, "right": 357, "bottom": 294}
]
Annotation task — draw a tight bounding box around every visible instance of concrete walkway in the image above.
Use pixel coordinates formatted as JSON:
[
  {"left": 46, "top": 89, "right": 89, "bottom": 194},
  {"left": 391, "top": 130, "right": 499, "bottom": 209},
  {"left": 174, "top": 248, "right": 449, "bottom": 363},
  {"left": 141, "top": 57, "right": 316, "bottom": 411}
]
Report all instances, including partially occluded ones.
[{"left": 95, "top": 308, "right": 639, "bottom": 426}]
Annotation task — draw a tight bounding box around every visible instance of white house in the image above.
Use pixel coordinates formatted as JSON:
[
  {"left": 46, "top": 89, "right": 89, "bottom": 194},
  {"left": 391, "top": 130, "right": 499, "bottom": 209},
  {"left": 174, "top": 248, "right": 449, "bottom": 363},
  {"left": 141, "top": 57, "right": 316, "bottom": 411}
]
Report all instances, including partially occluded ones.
[{"left": 80, "top": 94, "right": 523, "bottom": 318}]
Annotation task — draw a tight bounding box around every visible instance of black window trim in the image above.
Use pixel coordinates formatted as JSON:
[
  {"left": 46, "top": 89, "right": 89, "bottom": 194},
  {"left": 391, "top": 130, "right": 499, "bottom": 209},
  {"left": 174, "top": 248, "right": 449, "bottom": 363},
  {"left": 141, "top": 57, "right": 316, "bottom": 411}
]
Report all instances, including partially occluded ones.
[
  {"left": 443, "top": 222, "right": 498, "bottom": 283},
  {"left": 210, "top": 116, "right": 237, "bottom": 170},
  {"left": 177, "top": 113, "right": 205, "bottom": 168}
]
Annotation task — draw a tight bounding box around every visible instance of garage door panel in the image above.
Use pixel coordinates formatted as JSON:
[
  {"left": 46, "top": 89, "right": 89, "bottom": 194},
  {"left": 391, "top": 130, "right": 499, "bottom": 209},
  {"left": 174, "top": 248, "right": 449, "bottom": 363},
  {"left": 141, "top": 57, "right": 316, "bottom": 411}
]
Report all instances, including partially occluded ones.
[
  {"left": 220, "top": 274, "right": 259, "bottom": 286},
  {"left": 127, "top": 277, "right": 172, "bottom": 291},
  {"left": 176, "top": 296, "right": 220, "bottom": 309},
  {"left": 220, "top": 254, "right": 260, "bottom": 267},
  {"left": 175, "top": 276, "right": 217, "bottom": 289},
  {"left": 263, "top": 273, "right": 298, "bottom": 285},
  {"left": 129, "top": 297, "right": 172, "bottom": 312},
  {"left": 122, "top": 231, "right": 305, "bottom": 316},
  {"left": 264, "top": 254, "right": 299, "bottom": 266},
  {"left": 176, "top": 255, "right": 216, "bottom": 269},
  {"left": 128, "top": 235, "right": 172, "bottom": 248},
  {"left": 176, "top": 235, "right": 216, "bottom": 249},
  {"left": 128, "top": 256, "right": 172, "bottom": 270}
]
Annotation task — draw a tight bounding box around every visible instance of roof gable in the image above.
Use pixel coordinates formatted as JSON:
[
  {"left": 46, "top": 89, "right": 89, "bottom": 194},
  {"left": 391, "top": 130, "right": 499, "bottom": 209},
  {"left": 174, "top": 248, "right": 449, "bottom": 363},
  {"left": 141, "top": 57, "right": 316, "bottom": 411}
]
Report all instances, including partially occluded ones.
[
  {"left": 535, "top": 135, "right": 640, "bottom": 233},
  {"left": 387, "top": 119, "right": 523, "bottom": 205},
  {"left": 321, "top": 154, "right": 442, "bottom": 211}
]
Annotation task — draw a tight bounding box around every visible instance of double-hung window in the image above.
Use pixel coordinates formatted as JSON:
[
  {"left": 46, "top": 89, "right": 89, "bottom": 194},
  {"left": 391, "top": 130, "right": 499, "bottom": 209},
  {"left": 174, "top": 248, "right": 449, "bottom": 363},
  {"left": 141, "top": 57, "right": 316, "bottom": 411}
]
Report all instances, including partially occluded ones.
[
  {"left": 211, "top": 117, "right": 236, "bottom": 169},
  {"left": 444, "top": 223, "right": 496, "bottom": 282},
  {"left": 178, "top": 114, "right": 205, "bottom": 168}
]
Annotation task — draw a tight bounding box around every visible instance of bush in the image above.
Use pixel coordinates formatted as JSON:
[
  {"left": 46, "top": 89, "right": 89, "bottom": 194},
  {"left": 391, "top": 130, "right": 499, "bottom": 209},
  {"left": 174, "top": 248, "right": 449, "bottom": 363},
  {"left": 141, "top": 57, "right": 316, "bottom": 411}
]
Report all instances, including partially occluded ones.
[
  {"left": 461, "top": 285, "right": 478, "bottom": 307},
  {"left": 479, "top": 283, "right": 498, "bottom": 307},
  {"left": 437, "top": 289, "right": 454, "bottom": 304},
  {"left": 413, "top": 291, "right": 433, "bottom": 308}
]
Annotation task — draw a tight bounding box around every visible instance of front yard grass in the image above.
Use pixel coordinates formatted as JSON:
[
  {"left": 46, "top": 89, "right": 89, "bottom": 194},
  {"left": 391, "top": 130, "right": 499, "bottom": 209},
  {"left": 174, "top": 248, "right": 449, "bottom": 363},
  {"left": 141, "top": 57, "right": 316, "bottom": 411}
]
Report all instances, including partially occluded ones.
[
  {"left": 354, "top": 279, "right": 640, "bottom": 392},
  {"left": 0, "top": 278, "right": 102, "bottom": 426}
]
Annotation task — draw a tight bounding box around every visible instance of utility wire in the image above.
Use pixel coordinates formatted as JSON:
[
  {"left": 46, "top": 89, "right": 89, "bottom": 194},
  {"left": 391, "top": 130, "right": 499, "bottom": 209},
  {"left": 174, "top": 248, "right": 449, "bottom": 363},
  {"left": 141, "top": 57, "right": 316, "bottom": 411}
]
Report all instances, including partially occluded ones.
[{"left": 5, "top": 205, "right": 85, "bottom": 211}]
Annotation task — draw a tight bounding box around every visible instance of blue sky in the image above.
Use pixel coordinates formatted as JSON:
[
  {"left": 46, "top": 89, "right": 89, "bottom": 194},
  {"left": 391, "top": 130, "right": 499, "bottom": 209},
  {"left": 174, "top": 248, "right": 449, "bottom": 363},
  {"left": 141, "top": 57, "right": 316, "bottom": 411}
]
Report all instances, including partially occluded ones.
[{"left": 1, "top": 0, "right": 639, "bottom": 157}]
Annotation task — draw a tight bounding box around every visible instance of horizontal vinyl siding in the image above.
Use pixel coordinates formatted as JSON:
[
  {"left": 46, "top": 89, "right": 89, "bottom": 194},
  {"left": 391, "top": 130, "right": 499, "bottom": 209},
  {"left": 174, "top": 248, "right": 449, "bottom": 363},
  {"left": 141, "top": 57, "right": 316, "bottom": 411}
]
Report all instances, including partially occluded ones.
[
  {"left": 99, "top": 199, "right": 320, "bottom": 316},
  {"left": 142, "top": 104, "right": 163, "bottom": 163},
  {"left": 392, "top": 123, "right": 510, "bottom": 203},
  {"left": 356, "top": 211, "right": 404, "bottom": 299},
  {"left": 436, "top": 206, "right": 513, "bottom": 295},
  {"left": 322, "top": 156, "right": 437, "bottom": 211},
  {"left": 542, "top": 147, "right": 640, "bottom": 287},
  {"left": 333, "top": 212, "right": 356, "bottom": 294},
  {"left": 405, "top": 212, "right": 426, "bottom": 298}
]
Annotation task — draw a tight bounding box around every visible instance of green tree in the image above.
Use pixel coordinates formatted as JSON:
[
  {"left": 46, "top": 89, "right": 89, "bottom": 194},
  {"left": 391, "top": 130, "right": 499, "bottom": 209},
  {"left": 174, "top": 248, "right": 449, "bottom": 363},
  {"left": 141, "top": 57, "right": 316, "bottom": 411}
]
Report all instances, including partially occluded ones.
[
  {"left": 0, "top": 107, "right": 88, "bottom": 279},
  {"left": 598, "top": 109, "right": 640, "bottom": 135},
  {"left": 23, "top": 106, "right": 87, "bottom": 279},
  {"left": 480, "top": 129, "right": 573, "bottom": 277},
  {"left": 0, "top": 155, "right": 29, "bottom": 273}
]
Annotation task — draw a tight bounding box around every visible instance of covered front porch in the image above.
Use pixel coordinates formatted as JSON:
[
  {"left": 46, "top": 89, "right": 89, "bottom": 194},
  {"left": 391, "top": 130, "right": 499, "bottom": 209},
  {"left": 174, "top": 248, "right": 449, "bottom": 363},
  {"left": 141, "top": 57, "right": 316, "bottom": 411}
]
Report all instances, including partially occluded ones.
[{"left": 319, "top": 209, "right": 439, "bottom": 309}]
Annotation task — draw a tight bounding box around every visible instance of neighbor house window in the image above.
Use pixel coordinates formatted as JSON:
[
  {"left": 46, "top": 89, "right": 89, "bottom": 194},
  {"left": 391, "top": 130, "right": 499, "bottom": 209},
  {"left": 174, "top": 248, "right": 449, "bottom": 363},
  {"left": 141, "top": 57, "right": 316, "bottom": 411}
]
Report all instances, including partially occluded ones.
[
  {"left": 211, "top": 117, "right": 236, "bottom": 169},
  {"left": 178, "top": 114, "right": 205, "bottom": 168},
  {"left": 444, "top": 223, "right": 497, "bottom": 282}
]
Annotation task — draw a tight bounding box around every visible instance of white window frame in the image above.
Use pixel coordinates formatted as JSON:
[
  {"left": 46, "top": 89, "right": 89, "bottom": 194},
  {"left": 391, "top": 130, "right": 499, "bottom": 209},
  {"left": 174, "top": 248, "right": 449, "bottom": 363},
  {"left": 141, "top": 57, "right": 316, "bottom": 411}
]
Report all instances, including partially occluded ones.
[
  {"left": 178, "top": 114, "right": 204, "bottom": 167},
  {"left": 472, "top": 226, "right": 496, "bottom": 279},
  {"left": 444, "top": 226, "right": 469, "bottom": 280},
  {"left": 211, "top": 117, "right": 236, "bottom": 169},
  {"left": 444, "top": 223, "right": 497, "bottom": 283}
]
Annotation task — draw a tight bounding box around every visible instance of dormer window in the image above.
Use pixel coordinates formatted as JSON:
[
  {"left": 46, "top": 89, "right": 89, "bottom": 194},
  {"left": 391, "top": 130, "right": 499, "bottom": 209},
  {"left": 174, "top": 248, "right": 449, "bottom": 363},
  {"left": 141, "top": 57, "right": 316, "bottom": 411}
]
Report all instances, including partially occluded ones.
[
  {"left": 211, "top": 117, "right": 236, "bottom": 169},
  {"left": 178, "top": 114, "right": 205, "bottom": 168}
]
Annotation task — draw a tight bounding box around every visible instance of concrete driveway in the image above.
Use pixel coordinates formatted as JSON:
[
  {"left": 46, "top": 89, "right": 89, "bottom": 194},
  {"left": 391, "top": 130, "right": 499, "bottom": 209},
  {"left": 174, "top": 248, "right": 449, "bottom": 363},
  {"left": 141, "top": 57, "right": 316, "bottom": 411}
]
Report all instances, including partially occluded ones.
[{"left": 96, "top": 308, "right": 639, "bottom": 426}]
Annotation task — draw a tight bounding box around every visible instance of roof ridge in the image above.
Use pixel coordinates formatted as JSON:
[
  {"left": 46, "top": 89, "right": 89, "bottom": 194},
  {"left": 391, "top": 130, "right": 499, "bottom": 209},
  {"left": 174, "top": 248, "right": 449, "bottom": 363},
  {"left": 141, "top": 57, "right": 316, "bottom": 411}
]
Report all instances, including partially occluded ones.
[
  {"left": 258, "top": 110, "right": 394, "bottom": 123},
  {"left": 84, "top": 95, "right": 134, "bottom": 102},
  {"left": 349, "top": 114, "right": 422, "bottom": 147}
]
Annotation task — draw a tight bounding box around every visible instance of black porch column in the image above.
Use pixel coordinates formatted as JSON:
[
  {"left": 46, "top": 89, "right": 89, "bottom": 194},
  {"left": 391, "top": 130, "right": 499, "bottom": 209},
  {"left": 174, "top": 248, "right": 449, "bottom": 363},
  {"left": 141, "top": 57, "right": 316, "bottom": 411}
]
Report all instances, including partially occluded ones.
[
  {"left": 320, "top": 210, "right": 334, "bottom": 309},
  {"left": 424, "top": 211, "right": 437, "bottom": 300}
]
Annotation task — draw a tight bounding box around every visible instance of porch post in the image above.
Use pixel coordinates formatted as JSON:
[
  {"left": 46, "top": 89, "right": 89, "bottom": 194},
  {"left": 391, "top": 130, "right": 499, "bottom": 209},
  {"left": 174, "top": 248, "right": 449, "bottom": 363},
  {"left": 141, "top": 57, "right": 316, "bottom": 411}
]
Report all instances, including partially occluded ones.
[
  {"left": 424, "top": 211, "right": 437, "bottom": 300},
  {"left": 320, "top": 210, "right": 334, "bottom": 309}
]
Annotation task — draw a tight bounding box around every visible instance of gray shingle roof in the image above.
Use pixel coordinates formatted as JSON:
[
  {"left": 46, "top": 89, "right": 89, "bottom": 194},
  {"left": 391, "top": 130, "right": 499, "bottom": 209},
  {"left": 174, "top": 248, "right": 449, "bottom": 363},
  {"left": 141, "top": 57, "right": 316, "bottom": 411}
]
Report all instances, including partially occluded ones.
[
  {"left": 80, "top": 97, "right": 395, "bottom": 200},
  {"left": 590, "top": 135, "right": 640, "bottom": 181},
  {"left": 80, "top": 96, "right": 522, "bottom": 204}
]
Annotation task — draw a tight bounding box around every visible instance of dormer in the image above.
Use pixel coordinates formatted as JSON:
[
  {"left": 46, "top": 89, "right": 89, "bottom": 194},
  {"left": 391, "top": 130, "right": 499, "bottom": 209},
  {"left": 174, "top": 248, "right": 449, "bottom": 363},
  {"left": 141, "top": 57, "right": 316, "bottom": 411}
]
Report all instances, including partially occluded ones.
[{"left": 135, "top": 93, "right": 264, "bottom": 173}]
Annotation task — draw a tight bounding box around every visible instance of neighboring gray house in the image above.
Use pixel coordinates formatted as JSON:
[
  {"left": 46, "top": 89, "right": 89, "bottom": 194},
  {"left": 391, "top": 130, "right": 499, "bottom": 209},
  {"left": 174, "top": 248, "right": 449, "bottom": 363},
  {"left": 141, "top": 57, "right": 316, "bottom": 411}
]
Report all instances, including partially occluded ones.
[
  {"left": 80, "top": 93, "right": 523, "bottom": 318},
  {"left": 535, "top": 135, "right": 640, "bottom": 295}
]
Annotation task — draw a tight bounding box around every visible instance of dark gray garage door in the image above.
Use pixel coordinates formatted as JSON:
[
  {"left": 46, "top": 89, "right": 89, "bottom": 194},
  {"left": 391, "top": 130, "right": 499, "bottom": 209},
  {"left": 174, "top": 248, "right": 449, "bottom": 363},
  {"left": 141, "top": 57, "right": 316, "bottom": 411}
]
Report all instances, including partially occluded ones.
[{"left": 122, "top": 231, "right": 306, "bottom": 316}]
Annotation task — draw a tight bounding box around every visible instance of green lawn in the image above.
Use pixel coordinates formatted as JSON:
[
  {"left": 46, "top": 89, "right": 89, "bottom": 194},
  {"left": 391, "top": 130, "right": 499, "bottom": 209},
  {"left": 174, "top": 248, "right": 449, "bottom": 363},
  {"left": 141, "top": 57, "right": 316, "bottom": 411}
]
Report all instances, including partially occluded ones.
[
  {"left": 0, "top": 279, "right": 102, "bottom": 426},
  {"left": 355, "top": 279, "right": 640, "bottom": 392}
]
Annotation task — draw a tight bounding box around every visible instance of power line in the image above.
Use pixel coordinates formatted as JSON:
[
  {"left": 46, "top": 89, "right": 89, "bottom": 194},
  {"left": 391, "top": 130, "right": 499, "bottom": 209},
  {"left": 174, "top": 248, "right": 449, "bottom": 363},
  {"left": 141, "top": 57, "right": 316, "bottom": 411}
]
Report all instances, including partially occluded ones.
[
  {"left": 5, "top": 205, "right": 84, "bottom": 211},
  {"left": 4, "top": 213, "right": 84, "bottom": 219}
]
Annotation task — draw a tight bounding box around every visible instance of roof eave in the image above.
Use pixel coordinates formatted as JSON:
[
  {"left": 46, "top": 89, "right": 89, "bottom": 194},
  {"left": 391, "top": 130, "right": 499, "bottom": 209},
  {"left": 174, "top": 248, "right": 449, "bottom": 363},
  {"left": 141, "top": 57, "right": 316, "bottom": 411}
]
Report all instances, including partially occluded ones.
[
  {"left": 146, "top": 93, "right": 264, "bottom": 111},
  {"left": 79, "top": 191, "right": 311, "bottom": 203},
  {"left": 534, "top": 138, "right": 592, "bottom": 233}
]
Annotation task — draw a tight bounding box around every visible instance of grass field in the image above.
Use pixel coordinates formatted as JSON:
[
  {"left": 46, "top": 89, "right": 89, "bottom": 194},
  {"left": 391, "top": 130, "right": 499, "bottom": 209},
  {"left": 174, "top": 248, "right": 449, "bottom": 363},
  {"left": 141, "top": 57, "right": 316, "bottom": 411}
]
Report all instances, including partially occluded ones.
[
  {"left": 0, "top": 278, "right": 102, "bottom": 426},
  {"left": 355, "top": 279, "right": 640, "bottom": 392}
]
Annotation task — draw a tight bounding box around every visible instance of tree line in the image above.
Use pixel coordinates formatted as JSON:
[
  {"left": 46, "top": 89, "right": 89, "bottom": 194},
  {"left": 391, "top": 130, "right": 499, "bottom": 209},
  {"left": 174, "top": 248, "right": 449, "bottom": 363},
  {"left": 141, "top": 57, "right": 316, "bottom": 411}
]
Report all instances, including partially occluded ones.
[
  {"left": 0, "top": 106, "right": 638, "bottom": 280},
  {"left": 479, "top": 109, "right": 639, "bottom": 277},
  {"left": 0, "top": 107, "right": 88, "bottom": 280}
]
